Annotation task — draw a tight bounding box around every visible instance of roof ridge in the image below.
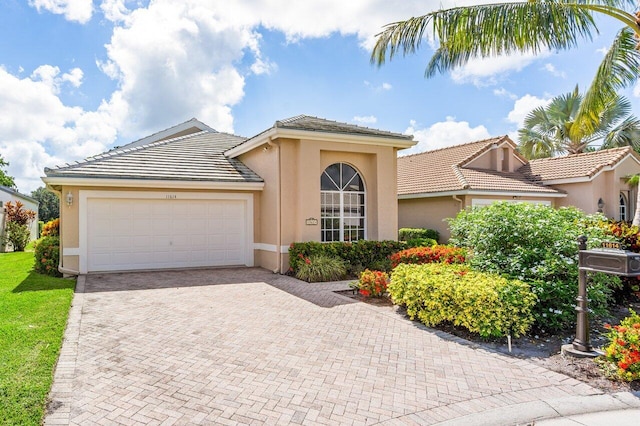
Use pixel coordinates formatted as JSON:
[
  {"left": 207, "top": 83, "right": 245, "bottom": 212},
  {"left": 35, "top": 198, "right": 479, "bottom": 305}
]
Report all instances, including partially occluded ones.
[
  {"left": 275, "top": 114, "right": 411, "bottom": 138},
  {"left": 451, "top": 165, "right": 469, "bottom": 189},
  {"left": 46, "top": 130, "right": 212, "bottom": 172},
  {"left": 399, "top": 136, "right": 505, "bottom": 159},
  {"left": 457, "top": 135, "right": 511, "bottom": 168},
  {"left": 528, "top": 146, "right": 632, "bottom": 164}
]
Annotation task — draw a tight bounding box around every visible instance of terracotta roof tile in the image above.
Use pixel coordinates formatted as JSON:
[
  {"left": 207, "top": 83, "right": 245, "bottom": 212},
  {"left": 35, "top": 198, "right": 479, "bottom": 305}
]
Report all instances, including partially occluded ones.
[
  {"left": 398, "top": 136, "right": 560, "bottom": 196},
  {"left": 520, "top": 147, "right": 639, "bottom": 181}
]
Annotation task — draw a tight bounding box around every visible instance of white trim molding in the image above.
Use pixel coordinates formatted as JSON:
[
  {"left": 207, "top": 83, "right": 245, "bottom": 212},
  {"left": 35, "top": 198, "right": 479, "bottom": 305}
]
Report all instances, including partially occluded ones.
[
  {"left": 78, "top": 190, "right": 255, "bottom": 274},
  {"left": 42, "top": 176, "right": 264, "bottom": 191},
  {"left": 62, "top": 247, "right": 80, "bottom": 256},
  {"left": 399, "top": 189, "right": 567, "bottom": 200},
  {"left": 253, "top": 243, "right": 289, "bottom": 253}
]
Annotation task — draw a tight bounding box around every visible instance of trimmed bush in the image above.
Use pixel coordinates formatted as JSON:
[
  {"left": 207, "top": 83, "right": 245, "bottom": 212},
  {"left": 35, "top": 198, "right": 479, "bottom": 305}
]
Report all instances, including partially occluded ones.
[
  {"left": 34, "top": 236, "right": 61, "bottom": 277},
  {"left": 354, "top": 269, "right": 389, "bottom": 297},
  {"left": 448, "top": 202, "right": 619, "bottom": 331},
  {"left": 601, "top": 309, "right": 640, "bottom": 382},
  {"left": 295, "top": 254, "right": 347, "bottom": 282},
  {"left": 389, "top": 263, "right": 536, "bottom": 338},
  {"left": 2, "top": 221, "right": 31, "bottom": 252},
  {"left": 289, "top": 240, "right": 407, "bottom": 276},
  {"left": 390, "top": 245, "right": 466, "bottom": 268},
  {"left": 399, "top": 228, "right": 439, "bottom": 242}
]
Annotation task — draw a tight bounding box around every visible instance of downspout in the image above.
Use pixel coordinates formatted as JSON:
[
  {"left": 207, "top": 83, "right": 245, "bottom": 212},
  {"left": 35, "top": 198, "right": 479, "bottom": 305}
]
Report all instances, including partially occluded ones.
[
  {"left": 48, "top": 185, "right": 79, "bottom": 276},
  {"left": 453, "top": 195, "right": 463, "bottom": 209},
  {"left": 267, "top": 137, "right": 282, "bottom": 273}
]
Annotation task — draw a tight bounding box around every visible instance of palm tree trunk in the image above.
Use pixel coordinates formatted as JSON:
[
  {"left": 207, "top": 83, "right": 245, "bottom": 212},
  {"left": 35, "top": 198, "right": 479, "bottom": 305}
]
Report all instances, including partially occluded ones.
[{"left": 633, "top": 187, "right": 640, "bottom": 226}]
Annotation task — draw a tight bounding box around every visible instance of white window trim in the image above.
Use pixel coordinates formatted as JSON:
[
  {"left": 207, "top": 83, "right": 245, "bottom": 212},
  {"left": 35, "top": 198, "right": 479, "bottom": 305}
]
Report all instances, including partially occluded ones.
[{"left": 320, "top": 163, "right": 367, "bottom": 242}]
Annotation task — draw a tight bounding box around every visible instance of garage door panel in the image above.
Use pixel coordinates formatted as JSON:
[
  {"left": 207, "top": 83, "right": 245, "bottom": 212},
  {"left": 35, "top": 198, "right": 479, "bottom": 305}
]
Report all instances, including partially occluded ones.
[{"left": 87, "top": 197, "right": 248, "bottom": 272}]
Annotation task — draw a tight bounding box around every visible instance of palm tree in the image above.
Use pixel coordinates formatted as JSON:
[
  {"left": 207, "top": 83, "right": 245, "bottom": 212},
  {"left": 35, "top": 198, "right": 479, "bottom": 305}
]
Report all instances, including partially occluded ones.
[
  {"left": 371, "top": 1, "right": 640, "bottom": 135},
  {"left": 518, "top": 85, "right": 640, "bottom": 158},
  {"left": 625, "top": 174, "right": 640, "bottom": 225}
]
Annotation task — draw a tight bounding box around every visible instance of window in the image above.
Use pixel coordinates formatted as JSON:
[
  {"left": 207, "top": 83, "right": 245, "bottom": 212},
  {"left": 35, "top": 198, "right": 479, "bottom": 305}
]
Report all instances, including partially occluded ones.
[
  {"left": 320, "top": 163, "right": 365, "bottom": 242},
  {"left": 620, "top": 192, "right": 628, "bottom": 221}
]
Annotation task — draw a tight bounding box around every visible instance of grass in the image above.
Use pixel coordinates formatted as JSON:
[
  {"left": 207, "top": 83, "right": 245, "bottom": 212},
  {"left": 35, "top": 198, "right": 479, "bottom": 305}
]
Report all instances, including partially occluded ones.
[{"left": 0, "top": 250, "right": 75, "bottom": 425}]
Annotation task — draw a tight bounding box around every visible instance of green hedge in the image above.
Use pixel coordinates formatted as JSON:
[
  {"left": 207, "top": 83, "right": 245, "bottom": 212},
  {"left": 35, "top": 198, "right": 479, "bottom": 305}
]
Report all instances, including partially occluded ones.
[
  {"left": 289, "top": 240, "right": 409, "bottom": 275},
  {"left": 34, "top": 236, "right": 61, "bottom": 277},
  {"left": 389, "top": 263, "right": 537, "bottom": 338},
  {"left": 398, "top": 228, "right": 439, "bottom": 243}
]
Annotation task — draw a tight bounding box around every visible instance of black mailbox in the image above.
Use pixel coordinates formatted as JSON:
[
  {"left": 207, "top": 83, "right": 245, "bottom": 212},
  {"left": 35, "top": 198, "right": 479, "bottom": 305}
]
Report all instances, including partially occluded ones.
[{"left": 579, "top": 249, "right": 640, "bottom": 276}]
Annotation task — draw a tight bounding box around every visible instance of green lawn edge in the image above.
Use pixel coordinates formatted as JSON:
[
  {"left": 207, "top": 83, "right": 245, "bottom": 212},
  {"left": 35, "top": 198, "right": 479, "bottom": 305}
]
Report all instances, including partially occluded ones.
[{"left": 0, "top": 251, "right": 75, "bottom": 425}]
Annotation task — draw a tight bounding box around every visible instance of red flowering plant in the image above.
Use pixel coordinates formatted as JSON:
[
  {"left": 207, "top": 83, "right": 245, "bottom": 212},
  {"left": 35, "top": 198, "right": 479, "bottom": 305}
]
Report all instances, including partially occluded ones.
[
  {"left": 353, "top": 269, "right": 389, "bottom": 298},
  {"left": 390, "top": 245, "right": 466, "bottom": 268},
  {"left": 600, "top": 309, "right": 640, "bottom": 382}
]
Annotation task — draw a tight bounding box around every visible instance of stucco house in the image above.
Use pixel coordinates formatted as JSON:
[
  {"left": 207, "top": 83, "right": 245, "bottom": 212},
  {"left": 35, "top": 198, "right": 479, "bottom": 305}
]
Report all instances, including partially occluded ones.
[
  {"left": 0, "top": 186, "right": 40, "bottom": 250},
  {"left": 398, "top": 136, "right": 640, "bottom": 241},
  {"left": 42, "top": 116, "right": 414, "bottom": 275}
]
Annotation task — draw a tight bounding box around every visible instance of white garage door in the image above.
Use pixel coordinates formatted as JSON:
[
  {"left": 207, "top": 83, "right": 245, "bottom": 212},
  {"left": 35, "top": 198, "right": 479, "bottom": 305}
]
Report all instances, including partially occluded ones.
[{"left": 87, "top": 198, "right": 247, "bottom": 272}]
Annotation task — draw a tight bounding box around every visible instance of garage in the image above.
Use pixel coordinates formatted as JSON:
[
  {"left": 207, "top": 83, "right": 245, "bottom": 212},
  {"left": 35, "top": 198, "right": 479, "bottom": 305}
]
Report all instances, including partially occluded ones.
[{"left": 81, "top": 192, "right": 254, "bottom": 273}]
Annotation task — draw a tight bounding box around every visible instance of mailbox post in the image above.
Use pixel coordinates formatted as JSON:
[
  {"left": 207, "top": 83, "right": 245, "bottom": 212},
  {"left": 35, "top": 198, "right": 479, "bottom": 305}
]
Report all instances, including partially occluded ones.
[{"left": 562, "top": 236, "right": 640, "bottom": 357}]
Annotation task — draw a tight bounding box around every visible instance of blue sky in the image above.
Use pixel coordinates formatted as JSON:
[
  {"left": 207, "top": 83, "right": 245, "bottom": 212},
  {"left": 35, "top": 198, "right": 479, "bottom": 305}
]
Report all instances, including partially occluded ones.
[{"left": 0, "top": 0, "right": 637, "bottom": 192}]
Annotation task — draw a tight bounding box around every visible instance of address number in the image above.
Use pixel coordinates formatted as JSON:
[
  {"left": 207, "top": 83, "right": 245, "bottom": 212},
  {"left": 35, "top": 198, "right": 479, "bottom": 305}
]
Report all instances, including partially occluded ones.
[
  {"left": 166, "top": 195, "right": 177, "bottom": 199},
  {"left": 601, "top": 241, "right": 622, "bottom": 250}
]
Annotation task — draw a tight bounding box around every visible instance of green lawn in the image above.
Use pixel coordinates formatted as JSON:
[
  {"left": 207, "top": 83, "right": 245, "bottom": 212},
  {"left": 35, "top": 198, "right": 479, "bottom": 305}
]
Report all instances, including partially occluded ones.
[{"left": 0, "top": 251, "right": 75, "bottom": 425}]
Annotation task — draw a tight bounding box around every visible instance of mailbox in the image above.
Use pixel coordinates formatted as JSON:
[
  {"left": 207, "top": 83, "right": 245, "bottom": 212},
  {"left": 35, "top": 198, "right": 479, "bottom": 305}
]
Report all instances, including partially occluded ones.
[{"left": 579, "top": 249, "right": 640, "bottom": 276}]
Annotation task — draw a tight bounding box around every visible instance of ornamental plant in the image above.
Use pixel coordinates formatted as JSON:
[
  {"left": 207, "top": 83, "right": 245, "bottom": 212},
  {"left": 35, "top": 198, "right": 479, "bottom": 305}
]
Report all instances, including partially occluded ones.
[
  {"left": 2, "top": 200, "right": 36, "bottom": 252},
  {"left": 601, "top": 309, "right": 640, "bottom": 382},
  {"left": 389, "top": 263, "right": 536, "bottom": 338},
  {"left": 448, "top": 202, "right": 619, "bottom": 331},
  {"left": 41, "top": 218, "right": 60, "bottom": 237},
  {"left": 390, "top": 245, "right": 466, "bottom": 268},
  {"left": 295, "top": 254, "right": 347, "bottom": 282},
  {"left": 34, "top": 236, "right": 62, "bottom": 277},
  {"left": 356, "top": 269, "right": 389, "bottom": 298}
]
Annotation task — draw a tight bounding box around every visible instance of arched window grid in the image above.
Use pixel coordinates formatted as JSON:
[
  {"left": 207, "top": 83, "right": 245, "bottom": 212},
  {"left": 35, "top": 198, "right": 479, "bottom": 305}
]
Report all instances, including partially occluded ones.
[{"left": 320, "top": 163, "right": 366, "bottom": 242}]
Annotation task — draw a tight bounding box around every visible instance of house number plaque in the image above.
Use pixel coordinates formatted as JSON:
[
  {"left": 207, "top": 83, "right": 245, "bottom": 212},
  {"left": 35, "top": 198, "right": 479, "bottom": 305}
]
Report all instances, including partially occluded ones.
[
  {"left": 305, "top": 218, "right": 318, "bottom": 226},
  {"left": 166, "top": 195, "right": 177, "bottom": 199}
]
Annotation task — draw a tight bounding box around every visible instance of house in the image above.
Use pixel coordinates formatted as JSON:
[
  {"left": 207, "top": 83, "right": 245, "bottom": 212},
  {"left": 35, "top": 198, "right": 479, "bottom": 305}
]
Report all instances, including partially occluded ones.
[
  {"left": 0, "top": 186, "right": 40, "bottom": 251},
  {"left": 42, "top": 116, "right": 414, "bottom": 275},
  {"left": 397, "top": 136, "right": 640, "bottom": 241}
]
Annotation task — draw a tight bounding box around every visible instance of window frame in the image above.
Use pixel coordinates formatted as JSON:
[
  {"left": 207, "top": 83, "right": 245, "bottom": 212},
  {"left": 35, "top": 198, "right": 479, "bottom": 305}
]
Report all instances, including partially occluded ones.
[{"left": 320, "top": 163, "right": 366, "bottom": 242}]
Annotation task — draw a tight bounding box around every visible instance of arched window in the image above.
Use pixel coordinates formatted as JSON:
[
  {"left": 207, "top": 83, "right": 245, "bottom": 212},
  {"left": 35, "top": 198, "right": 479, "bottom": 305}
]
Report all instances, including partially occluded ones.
[
  {"left": 320, "top": 163, "right": 365, "bottom": 242},
  {"left": 620, "top": 192, "right": 628, "bottom": 221}
]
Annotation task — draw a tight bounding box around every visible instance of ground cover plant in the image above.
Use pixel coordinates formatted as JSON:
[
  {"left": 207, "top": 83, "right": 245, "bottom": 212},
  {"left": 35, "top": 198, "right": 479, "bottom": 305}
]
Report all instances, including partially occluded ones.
[
  {"left": 390, "top": 245, "right": 465, "bottom": 268},
  {"left": 351, "top": 269, "right": 390, "bottom": 298},
  {"left": 599, "top": 309, "right": 640, "bottom": 382},
  {"left": 447, "top": 202, "right": 619, "bottom": 332},
  {"left": 0, "top": 251, "right": 74, "bottom": 425}
]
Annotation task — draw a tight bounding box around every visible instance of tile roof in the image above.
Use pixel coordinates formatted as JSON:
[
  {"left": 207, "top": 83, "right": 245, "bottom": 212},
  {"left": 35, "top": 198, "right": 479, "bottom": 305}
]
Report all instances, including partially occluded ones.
[
  {"left": 45, "top": 131, "right": 263, "bottom": 183},
  {"left": 275, "top": 115, "right": 413, "bottom": 140},
  {"left": 0, "top": 186, "right": 39, "bottom": 203},
  {"left": 398, "top": 136, "right": 561, "bottom": 196},
  {"left": 520, "top": 146, "right": 640, "bottom": 181}
]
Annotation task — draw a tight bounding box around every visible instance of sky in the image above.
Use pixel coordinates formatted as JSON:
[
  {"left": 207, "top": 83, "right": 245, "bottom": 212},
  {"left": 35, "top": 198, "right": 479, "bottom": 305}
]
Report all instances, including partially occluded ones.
[{"left": 0, "top": 0, "right": 637, "bottom": 193}]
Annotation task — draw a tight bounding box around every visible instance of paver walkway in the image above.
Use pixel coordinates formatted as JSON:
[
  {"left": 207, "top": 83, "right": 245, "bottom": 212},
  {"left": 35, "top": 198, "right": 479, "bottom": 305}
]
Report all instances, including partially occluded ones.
[{"left": 45, "top": 268, "right": 631, "bottom": 425}]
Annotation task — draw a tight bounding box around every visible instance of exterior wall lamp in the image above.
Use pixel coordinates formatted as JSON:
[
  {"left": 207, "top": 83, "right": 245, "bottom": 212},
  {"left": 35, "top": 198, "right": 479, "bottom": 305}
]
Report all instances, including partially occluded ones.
[
  {"left": 597, "top": 198, "right": 604, "bottom": 213},
  {"left": 66, "top": 191, "right": 73, "bottom": 207}
]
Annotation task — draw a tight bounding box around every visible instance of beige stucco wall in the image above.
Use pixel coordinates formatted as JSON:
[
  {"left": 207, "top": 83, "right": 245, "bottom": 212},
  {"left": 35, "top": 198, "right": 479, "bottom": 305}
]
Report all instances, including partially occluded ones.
[{"left": 239, "top": 136, "right": 401, "bottom": 272}]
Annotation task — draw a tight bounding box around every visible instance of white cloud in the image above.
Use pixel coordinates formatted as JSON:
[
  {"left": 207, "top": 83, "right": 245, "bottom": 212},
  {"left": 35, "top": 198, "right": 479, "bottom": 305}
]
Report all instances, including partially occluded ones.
[
  {"left": 493, "top": 87, "right": 517, "bottom": 100},
  {"left": 543, "top": 63, "right": 566, "bottom": 78},
  {"left": 451, "top": 50, "right": 550, "bottom": 86},
  {"left": 506, "top": 94, "right": 551, "bottom": 128},
  {"left": 0, "top": 66, "right": 121, "bottom": 192},
  {"left": 364, "top": 80, "right": 393, "bottom": 92},
  {"left": 596, "top": 46, "right": 609, "bottom": 56},
  {"left": 400, "top": 117, "right": 491, "bottom": 156},
  {"left": 29, "top": 0, "right": 93, "bottom": 24},
  {"left": 352, "top": 115, "right": 377, "bottom": 124},
  {"left": 100, "top": 0, "right": 130, "bottom": 22}
]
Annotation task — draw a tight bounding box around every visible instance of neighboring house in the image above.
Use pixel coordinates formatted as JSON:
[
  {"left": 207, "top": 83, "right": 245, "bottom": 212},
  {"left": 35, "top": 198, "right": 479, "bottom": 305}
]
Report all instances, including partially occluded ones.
[
  {"left": 42, "top": 116, "right": 414, "bottom": 275},
  {"left": 397, "top": 136, "right": 640, "bottom": 241},
  {"left": 0, "top": 186, "right": 40, "bottom": 251}
]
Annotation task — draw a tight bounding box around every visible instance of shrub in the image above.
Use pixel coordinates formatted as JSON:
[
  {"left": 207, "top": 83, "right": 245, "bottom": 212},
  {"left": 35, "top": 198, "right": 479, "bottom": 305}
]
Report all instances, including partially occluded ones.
[
  {"left": 600, "top": 309, "right": 640, "bottom": 382},
  {"left": 295, "top": 254, "right": 347, "bottom": 282},
  {"left": 5, "top": 200, "right": 36, "bottom": 226},
  {"left": 355, "top": 269, "right": 389, "bottom": 297},
  {"left": 41, "top": 218, "right": 60, "bottom": 237},
  {"left": 448, "top": 202, "right": 619, "bottom": 331},
  {"left": 2, "top": 221, "right": 31, "bottom": 252},
  {"left": 605, "top": 220, "right": 640, "bottom": 251},
  {"left": 34, "top": 236, "right": 61, "bottom": 277},
  {"left": 399, "top": 228, "right": 439, "bottom": 242},
  {"left": 405, "top": 238, "right": 437, "bottom": 248},
  {"left": 389, "top": 263, "right": 536, "bottom": 338},
  {"left": 289, "top": 240, "right": 407, "bottom": 276},
  {"left": 390, "top": 245, "right": 466, "bottom": 268}
]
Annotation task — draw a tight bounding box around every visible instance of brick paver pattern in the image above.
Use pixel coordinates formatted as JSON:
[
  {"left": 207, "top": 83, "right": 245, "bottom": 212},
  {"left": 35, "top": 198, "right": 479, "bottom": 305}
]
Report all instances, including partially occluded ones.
[{"left": 46, "top": 268, "right": 600, "bottom": 425}]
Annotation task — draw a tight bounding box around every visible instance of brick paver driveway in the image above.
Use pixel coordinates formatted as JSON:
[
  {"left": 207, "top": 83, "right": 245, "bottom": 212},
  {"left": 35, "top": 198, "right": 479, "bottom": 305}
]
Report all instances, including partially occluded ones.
[{"left": 46, "top": 268, "right": 607, "bottom": 425}]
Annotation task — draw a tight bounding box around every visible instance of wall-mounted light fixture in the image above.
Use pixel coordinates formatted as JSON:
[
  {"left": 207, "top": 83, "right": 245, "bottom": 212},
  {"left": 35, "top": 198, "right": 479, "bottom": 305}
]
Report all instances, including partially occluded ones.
[
  {"left": 65, "top": 191, "right": 73, "bottom": 207},
  {"left": 597, "top": 197, "right": 605, "bottom": 213}
]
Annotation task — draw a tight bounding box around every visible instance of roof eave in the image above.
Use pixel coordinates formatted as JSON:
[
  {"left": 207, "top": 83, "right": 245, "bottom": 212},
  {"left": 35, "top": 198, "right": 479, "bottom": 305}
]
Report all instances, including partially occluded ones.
[
  {"left": 225, "top": 127, "right": 415, "bottom": 158},
  {"left": 398, "top": 189, "right": 566, "bottom": 199},
  {"left": 41, "top": 176, "right": 265, "bottom": 191}
]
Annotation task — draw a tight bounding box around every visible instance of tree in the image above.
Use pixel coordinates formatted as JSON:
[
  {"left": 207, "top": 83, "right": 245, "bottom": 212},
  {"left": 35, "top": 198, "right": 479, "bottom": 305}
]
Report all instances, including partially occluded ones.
[
  {"left": 518, "top": 85, "right": 640, "bottom": 158},
  {"left": 0, "top": 155, "right": 16, "bottom": 189},
  {"left": 31, "top": 187, "right": 60, "bottom": 223},
  {"left": 371, "top": 1, "right": 640, "bottom": 135},
  {"left": 1, "top": 201, "right": 36, "bottom": 252},
  {"left": 626, "top": 174, "right": 640, "bottom": 225}
]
